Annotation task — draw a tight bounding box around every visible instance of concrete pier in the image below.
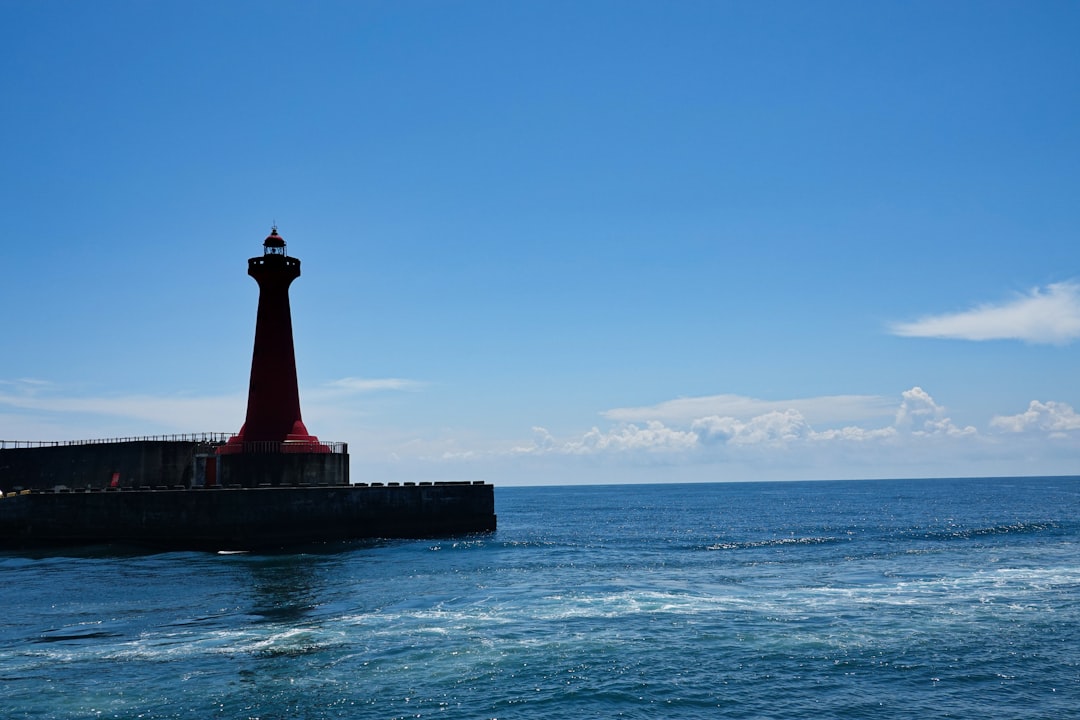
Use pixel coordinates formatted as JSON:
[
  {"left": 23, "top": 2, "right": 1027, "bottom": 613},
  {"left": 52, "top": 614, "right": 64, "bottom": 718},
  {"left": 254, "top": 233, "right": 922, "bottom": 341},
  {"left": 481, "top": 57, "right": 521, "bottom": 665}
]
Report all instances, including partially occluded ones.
[
  {"left": 0, "top": 482, "right": 496, "bottom": 550},
  {"left": 0, "top": 437, "right": 351, "bottom": 491},
  {"left": 0, "top": 436, "right": 226, "bottom": 491}
]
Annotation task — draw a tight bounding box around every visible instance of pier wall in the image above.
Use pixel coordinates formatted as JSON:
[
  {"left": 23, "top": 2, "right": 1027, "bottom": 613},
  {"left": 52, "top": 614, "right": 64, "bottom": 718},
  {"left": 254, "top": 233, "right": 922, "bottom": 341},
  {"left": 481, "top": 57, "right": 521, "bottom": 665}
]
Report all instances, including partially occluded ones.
[
  {"left": 0, "top": 441, "right": 351, "bottom": 492},
  {"left": 0, "top": 441, "right": 219, "bottom": 492},
  {"left": 0, "top": 483, "right": 496, "bottom": 549}
]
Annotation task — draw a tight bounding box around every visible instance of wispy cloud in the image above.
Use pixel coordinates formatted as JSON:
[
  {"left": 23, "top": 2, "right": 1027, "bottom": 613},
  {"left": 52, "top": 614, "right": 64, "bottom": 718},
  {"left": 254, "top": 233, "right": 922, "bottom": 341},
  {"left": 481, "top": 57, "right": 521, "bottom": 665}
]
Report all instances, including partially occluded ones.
[
  {"left": 1, "top": 378, "right": 55, "bottom": 388},
  {"left": 317, "top": 377, "right": 425, "bottom": 394},
  {"left": 0, "top": 388, "right": 243, "bottom": 440},
  {"left": 889, "top": 281, "right": 1080, "bottom": 345},
  {"left": 603, "top": 394, "right": 894, "bottom": 425},
  {"left": 0, "top": 376, "right": 424, "bottom": 441},
  {"left": 303, "top": 377, "right": 425, "bottom": 411}
]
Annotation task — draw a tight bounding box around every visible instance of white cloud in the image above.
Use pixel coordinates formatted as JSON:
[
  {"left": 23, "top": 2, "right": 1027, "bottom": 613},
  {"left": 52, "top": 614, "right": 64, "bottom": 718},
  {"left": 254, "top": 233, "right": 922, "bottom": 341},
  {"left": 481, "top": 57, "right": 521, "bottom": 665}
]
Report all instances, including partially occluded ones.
[
  {"left": 810, "top": 425, "right": 899, "bottom": 442},
  {"left": 513, "top": 422, "right": 698, "bottom": 456},
  {"left": 991, "top": 400, "right": 1080, "bottom": 435},
  {"left": 692, "top": 409, "right": 812, "bottom": 445},
  {"left": 570, "top": 421, "right": 699, "bottom": 454},
  {"left": 895, "top": 386, "right": 976, "bottom": 437},
  {"left": 889, "top": 281, "right": 1080, "bottom": 345},
  {"left": 603, "top": 393, "right": 894, "bottom": 425}
]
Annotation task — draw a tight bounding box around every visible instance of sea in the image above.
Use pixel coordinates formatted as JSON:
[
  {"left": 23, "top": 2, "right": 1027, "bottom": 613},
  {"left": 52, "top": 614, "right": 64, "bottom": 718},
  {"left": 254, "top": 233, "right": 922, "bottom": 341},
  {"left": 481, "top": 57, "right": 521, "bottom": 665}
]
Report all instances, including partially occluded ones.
[{"left": 1, "top": 476, "right": 1078, "bottom": 720}]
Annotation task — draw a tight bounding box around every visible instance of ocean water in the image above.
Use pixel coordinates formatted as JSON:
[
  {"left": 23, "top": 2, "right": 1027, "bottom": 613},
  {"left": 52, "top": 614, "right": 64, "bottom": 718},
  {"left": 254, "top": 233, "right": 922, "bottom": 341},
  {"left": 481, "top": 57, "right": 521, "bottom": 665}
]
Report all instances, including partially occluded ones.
[{"left": 1, "top": 477, "right": 1078, "bottom": 720}]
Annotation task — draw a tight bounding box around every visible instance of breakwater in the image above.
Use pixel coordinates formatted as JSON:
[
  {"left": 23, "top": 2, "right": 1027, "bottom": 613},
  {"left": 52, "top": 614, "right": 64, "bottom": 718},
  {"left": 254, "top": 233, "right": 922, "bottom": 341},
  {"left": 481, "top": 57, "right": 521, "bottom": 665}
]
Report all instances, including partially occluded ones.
[
  {"left": 1, "top": 438, "right": 495, "bottom": 550},
  {"left": 0, "top": 482, "right": 496, "bottom": 550}
]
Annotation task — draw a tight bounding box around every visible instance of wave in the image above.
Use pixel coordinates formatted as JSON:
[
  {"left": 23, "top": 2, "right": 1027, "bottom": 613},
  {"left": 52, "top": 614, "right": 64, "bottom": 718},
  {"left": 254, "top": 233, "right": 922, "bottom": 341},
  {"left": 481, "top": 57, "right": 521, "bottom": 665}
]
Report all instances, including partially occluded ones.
[
  {"left": 914, "top": 521, "right": 1061, "bottom": 541},
  {"left": 33, "top": 629, "right": 124, "bottom": 644},
  {"left": 705, "top": 536, "right": 847, "bottom": 551}
]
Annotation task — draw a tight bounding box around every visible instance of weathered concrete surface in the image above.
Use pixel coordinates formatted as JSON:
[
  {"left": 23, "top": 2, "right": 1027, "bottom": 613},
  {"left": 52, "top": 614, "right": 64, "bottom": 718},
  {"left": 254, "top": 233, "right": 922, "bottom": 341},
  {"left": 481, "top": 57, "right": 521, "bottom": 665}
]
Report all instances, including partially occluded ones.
[
  {"left": 217, "top": 452, "right": 349, "bottom": 488},
  {"left": 0, "top": 483, "right": 496, "bottom": 550},
  {"left": 0, "top": 441, "right": 218, "bottom": 491},
  {"left": 0, "top": 442, "right": 350, "bottom": 491}
]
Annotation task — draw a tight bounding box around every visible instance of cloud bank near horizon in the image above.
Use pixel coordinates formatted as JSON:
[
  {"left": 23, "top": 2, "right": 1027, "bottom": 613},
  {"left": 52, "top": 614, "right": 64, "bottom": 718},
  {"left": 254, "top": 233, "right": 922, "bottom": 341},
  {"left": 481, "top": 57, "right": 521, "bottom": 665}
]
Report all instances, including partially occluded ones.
[
  {"left": 446, "top": 386, "right": 1076, "bottom": 482},
  {"left": 889, "top": 282, "right": 1080, "bottom": 345},
  {"left": 510, "top": 387, "right": 987, "bottom": 459},
  {"left": 3, "top": 379, "right": 1076, "bottom": 482}
]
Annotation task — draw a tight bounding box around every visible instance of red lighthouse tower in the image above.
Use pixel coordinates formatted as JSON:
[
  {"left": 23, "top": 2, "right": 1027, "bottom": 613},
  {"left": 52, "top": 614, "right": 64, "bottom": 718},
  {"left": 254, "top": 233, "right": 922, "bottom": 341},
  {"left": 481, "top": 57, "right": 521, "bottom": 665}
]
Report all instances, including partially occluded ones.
[{"left": 219, "top": 227, "right": 326, "bottom": 454}]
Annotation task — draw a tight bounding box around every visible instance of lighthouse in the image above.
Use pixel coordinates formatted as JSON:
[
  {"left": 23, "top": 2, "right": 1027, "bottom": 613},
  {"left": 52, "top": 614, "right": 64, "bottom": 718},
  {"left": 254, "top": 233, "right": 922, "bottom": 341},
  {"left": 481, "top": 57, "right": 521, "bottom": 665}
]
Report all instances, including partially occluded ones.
[{"left": 219, "top": 227, "right": 326, "bottom": 454}]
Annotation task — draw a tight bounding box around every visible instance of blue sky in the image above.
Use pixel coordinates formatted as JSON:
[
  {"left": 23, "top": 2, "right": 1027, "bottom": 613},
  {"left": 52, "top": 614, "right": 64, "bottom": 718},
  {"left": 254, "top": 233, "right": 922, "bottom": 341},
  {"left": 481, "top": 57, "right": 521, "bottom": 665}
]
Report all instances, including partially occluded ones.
[{"left": 2, "top": 1, "right": 1078, "bottom": 484}]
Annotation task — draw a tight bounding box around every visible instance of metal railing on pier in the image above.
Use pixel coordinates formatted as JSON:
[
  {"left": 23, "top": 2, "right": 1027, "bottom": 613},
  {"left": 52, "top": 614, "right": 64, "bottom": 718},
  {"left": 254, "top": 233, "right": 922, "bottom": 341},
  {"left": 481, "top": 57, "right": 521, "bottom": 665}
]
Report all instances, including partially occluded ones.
[
  {"left": 219, "top": 440, "right": 348, "bottom": 455},
  {"left": 0, "top": 433, "right": 232, "bottom": 450},
  {"left": 2, "top": 434, "right": 347, "bottom": 454}
]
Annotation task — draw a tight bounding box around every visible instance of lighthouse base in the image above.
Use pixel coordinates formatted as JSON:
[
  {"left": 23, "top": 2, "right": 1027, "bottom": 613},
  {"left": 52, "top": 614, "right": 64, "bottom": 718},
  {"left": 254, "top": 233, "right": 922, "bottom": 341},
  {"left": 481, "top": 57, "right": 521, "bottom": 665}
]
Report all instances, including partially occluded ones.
[{"left": 213, "top": 451, "right": 349, "bottom": 488}]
